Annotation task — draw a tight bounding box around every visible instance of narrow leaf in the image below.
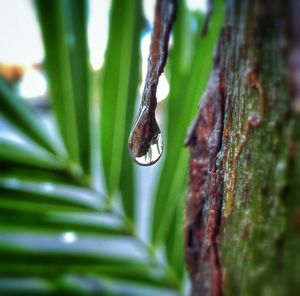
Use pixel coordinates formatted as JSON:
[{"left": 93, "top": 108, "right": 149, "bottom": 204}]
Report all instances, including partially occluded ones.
[
  {"left": 35, "top": 0, "right": 90, "bottom": 173},
  {"left": 152, "top": 0, "right": 224, "bottom": 247},
  {"left": 0, "top": 178, "right": 104, "bottom": 211},
  {"left": 100, "top": 0, "right": 143, "bottom": 220},
  {"left": 0, "top": 138, "right": 65, "bottom": 170},
  {"left": 0, "top": 78, "right": 59, "bottom": 154}
]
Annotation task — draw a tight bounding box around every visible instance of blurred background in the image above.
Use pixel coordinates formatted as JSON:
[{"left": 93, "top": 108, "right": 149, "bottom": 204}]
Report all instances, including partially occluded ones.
[{"left": 0, "top": 0, "right": 222, "bottom": 294}]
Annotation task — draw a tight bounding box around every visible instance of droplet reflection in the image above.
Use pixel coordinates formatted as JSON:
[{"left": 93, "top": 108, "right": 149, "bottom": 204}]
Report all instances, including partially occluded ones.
[
  {"left": 133, "top": 133, "right": 163, "bottom": 166},
  {"left": 128, "top": 106, "right": 163, "bottom": 166}
]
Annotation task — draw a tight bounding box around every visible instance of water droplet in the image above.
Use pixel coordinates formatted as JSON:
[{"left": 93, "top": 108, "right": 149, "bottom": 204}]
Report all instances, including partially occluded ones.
[
  {"left": 128, "top": 105, "right": 163, "bottom": 166},
  {"left": 128, "top": 0, "right": 176, "bottom": 166}
]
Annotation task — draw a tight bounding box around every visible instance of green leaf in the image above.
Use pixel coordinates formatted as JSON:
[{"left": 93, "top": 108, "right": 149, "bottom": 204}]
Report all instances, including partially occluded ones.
[
  {"left": 0, "top": 232, "right": 149, "bottom": 264},
  {"left": 152, "top": 0, "right": 224, "bottom": 248},
  {"left": 0, "top": 78, "right": 59, "bottom": 155},
  {"left": 165, "top": 197, "right": 185, "bottom": 280},
  {"left": 0, "top": 210, "right": 127, "bottom": 235},
  {"left": 0, "top": 178, "right": 104, "bottom": 211},
  {"left": 0, "top": 278, "right": 54, "bottom": 294},
  {"left": 0, "top": 167, "right": 81, "bottom": 185},
  {"left": 0, "top": 276, "right": 178, "bottom": 296},
  {"left": 34, "top": 0, "right": 90, "bottom": 173},
  {"left": 77, "top": 278, "right": 178, "bottom": 296},
  {"left": 0, "top": 138, "right": 65, "bottom": 170},
  {"left": 0, "top": 0, "right": 226, "bottom": 293},
  {"left": 100, "top": 0, "right": 143, "bottom": 221},
  {"left": 0, "top": 241, "right": 178, "bottom": 294}
]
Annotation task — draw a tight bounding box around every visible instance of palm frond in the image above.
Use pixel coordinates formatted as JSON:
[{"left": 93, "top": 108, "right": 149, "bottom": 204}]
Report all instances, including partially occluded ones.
[{"left": 0, "top": 0, "right": 224, "bottom": 294}]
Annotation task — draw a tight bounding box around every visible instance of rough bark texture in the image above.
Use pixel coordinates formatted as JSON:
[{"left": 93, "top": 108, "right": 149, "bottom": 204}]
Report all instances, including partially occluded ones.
[{"left": 185, "top": 0, "right": 300, "bottom": 295}]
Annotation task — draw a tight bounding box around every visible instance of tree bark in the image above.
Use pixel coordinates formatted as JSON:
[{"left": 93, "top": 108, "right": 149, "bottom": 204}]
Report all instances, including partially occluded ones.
[{"left": 185, "top": 0, "right": 300, "bottom": 295}]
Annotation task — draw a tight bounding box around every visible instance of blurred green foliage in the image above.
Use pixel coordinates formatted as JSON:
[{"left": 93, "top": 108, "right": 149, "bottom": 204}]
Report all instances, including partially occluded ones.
[{"left": 0, "top": 0, "right": 223, "bottom": 294}]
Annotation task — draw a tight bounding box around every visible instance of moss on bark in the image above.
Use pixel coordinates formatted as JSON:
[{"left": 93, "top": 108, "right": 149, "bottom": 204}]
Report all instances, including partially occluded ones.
[{"left": 186, "top": 0, "right": 300, "bottom": 295}]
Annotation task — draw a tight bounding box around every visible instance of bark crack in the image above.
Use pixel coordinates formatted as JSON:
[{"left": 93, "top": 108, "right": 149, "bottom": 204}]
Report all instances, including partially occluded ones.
[{"left": 185, "top": 27, "right": 231, "bottom": 296}]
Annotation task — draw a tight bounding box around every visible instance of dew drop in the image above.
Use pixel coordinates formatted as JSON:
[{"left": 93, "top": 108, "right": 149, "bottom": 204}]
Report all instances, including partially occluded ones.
[
  {"left": 128, "top": 105, "right": 163, "bottom": 166},
  {"left": 128, "top": 0, "right": 176, "bottom": 166}
]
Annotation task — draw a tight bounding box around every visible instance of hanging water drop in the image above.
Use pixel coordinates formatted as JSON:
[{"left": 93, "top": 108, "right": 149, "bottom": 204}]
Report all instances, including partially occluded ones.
[
  {"left": 128, "top": 105, "right": 163, "bottom": 166},
  {"left": 128, "top": 0, "right": 177, "bottom": 166}
]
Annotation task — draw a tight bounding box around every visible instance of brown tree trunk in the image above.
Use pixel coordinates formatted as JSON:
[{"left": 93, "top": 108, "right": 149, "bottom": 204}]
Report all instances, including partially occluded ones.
[{"left": 185, "top": 0, "right": 300, "bottom": 295}]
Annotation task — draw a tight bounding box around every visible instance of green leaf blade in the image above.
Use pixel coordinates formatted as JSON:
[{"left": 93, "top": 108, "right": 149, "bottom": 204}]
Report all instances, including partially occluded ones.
[
  {"left": 152, "top": 0, "right": 225, "bottom": 255},
  {"left": 100, "top": 0, "right": 143, "bottom": 221},
  {"left": 35, "top": 0, "right": 90, "bottom": 173},
  {"left": 0, "top": 79, "right": 59, "bottom": 155}
]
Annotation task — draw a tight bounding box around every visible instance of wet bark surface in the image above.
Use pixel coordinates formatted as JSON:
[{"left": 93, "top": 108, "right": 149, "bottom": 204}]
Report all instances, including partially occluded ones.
[
  {"left": 185, "top": 26, "right": 227, "bottom": 295},
  {"left": 186, "top": 0, "right": 300, "bottom": 295}
]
